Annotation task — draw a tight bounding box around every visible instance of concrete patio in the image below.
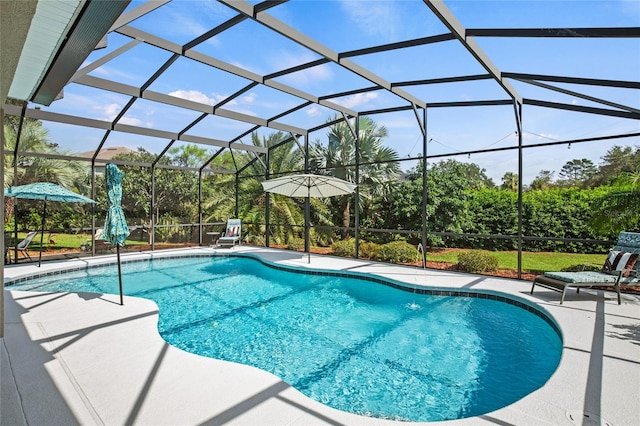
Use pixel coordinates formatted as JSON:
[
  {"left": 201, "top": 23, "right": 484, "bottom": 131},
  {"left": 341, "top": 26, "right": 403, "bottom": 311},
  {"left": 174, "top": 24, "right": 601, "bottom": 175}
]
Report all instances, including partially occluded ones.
[{"left": 2, "top": 246, "right": 639, "bottom": 425}]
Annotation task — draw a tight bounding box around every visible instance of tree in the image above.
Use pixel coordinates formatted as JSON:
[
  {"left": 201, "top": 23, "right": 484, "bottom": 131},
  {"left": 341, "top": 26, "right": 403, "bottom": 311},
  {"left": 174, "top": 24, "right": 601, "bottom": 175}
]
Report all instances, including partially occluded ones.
[
  {"left": 375, "top": 159, "right": 489, "bottom": 246},
  {"left": 4, "top": 119, "right": 91, "bottom": 230},
  {"left": 423, "top": 160, "right": 485, "bottom": 240},
  {"left": 202, "top": 131, "right": 333, "bottom": 245},
  {"left": 114, "top": 148, "right": 199, "bottom": 229},
  {"left": 590, "top": 169, "right": 640, "bottom": 235},
  {"left": 309, "top": 116, "right": 400, "bottom": 234},
  {"left": 416, "top": 159, "right": 493, "bottom": 190},
  {"left": 558, "top": 158, "right": 596, "bottom": 187},
  {"left": 167, "top": 144, "right": 210, "bottom": 168},
  {"left": 4, "top": 120, "right": 88, "bottom": 190},
  {"left": 590, "top": 145, "right": 640, "bottom": 186},
  {"left": 500, "top": 172, "right": 518, "bottom": 192},
  {"left": 529, "top": 170, "right": 554, "bottom": 191}
]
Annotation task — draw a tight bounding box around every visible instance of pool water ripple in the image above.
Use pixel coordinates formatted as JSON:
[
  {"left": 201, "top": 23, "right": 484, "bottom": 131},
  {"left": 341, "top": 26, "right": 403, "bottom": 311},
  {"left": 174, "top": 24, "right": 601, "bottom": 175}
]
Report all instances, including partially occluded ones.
[{"left": 6, "top": 255, "right": 562, "bottom": 422}]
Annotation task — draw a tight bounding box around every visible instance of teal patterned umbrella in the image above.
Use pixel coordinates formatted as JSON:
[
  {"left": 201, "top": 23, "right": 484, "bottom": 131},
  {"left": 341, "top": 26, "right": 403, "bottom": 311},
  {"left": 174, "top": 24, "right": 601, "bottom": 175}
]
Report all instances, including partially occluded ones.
[
  {"left": 5, "top": 182, "right": 96, "bottom": 203},
  {"left": 104, "top": 163, "right": 129, "bottom": 305},
  {"left": 5, "top": 182, "right": 96, "bottom": 267}
]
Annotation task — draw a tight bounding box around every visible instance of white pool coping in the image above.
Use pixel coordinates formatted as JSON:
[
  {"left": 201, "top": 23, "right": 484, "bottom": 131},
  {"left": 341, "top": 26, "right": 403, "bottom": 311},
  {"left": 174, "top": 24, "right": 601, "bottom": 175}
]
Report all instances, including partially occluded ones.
[{"left": 2, "top": 246, "right": 639, "bottom": 425}]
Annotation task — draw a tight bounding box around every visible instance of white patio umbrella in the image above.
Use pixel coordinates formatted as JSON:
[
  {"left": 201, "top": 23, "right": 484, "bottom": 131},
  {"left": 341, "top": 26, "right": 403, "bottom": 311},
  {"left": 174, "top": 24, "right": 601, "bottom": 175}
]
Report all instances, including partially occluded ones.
[{"left": 261, "top": 174, "right": 357, "bottom": 262}]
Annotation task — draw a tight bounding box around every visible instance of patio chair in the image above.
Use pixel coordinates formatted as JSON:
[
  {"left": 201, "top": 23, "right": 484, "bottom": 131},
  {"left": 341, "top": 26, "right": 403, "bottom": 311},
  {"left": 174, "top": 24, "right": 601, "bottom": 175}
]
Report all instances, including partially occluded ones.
[
  {"left": 6, "top": 230, "right": 39, "bottom": 264},
  {"left": 217, "top": 219, "right": 242, "bottom": 248},
  {"left": 93, "top": 228, "right": 111, "bottom": 253},
  {"left": 531, "top": 232, "right": 640, "bottom": 304}
]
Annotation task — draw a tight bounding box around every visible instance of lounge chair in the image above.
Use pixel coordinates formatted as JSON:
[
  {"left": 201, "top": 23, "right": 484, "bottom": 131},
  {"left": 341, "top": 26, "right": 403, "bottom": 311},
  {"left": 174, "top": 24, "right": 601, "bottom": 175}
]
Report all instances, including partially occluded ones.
[
  {"left": 531, "top": 231, "right": 640, "bottom": 304},
  {"left": 6, "top": 230, "right": 39, "bottom": 263},
  {"left": 217, "top": 219, "right": 242, "bottom": 248},
  {"left": 93, "top": 228, "right": 111, "bottom": 253}
]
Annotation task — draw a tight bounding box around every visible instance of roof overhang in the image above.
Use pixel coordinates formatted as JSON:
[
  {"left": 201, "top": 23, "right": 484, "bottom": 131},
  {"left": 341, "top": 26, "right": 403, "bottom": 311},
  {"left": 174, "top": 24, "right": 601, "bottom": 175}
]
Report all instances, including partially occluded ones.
[{"left": 7, "top": 0, "right": 130, "bottom": 106}]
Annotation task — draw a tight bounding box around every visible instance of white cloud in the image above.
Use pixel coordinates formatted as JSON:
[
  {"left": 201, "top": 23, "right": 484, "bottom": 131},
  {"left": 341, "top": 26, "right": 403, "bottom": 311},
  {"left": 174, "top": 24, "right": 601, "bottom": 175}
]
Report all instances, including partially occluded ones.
[
  {"left": 340, "top": 0, "right": 399, "bottom": 39},
  {"left": 231, "top": 60, "right": 263, "bottom": 76},
  {"left": 119, "top": 116, "right": 146, "bottom": 127},
  {"left": 91, "top": 65, "right": 137, "bottom": 82},
  {"left": 271, "top": 50, "right": 333, "bottom": 87},
  {"left": 334, "top": 92, "right": 378, "bottom": 109},
  {"left": 212, "top": 93, "right": 237, "bottom": 106},
  {"left": 522, "top": 132, "right": 560, "bottom": 143},
  {"left": 283, "top": 63, "right": 333, "bottom": 87},
  {"left": 102, "top": 103, "right": 120, "bottom": 120},
  {"left": 241, "top": 92, "right": 257, "bottom": 104},
  {"left": 306, "top": 106, "right": 321, "bottom": 117},
  {"left": 206, "top": 92, "right": 257, "bottom": 117},
  {"left": 169, "top": 90, "right": 216, "bottom": 106},
  {"left": 98, "top": 103, "right": 145, "bottom": 127}
]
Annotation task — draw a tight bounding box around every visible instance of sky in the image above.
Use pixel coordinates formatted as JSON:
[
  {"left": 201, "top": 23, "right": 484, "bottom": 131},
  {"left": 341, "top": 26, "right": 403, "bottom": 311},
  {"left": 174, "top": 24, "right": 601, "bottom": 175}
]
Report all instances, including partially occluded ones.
[{"left": 34, "top": 0, "right": 640, "bottom": 185}]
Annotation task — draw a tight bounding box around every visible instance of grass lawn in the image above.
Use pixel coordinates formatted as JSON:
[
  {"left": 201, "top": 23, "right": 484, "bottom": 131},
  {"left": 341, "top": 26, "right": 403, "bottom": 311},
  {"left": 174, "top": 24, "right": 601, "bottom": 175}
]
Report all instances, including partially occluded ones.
[
  {"left": 8, "top": 231, "right": 147, "bottom": 251},
  {"left": 426, "top": 248, "right": 604, "bottom": 274}
]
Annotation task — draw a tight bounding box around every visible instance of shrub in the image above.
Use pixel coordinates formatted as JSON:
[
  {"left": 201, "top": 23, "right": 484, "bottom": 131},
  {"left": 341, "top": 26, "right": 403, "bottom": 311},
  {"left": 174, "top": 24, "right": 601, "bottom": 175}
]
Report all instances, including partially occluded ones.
[
  {"left": 311, "top": 228, "right": 335, "bottom": 247},
  {"left": 457, "top": 250, "right": 499, "bottom": 273},
  {"left": 562, "top": 263, "right": 601, "bottom": 272},
  {"left": 359, "top": 241, "right": 380, "bottom": 260},
  {"left": 378, "top": 241, "right": 416, "bottom": 263},
  {"left": 286, "top": 238, "right": 305, "bottom": 251},
  {"left": 332, "top": 239, "right": 355, "bottom": 257},
  {"left": 245, "top": 234, "right": 265, "bottom": 246}
]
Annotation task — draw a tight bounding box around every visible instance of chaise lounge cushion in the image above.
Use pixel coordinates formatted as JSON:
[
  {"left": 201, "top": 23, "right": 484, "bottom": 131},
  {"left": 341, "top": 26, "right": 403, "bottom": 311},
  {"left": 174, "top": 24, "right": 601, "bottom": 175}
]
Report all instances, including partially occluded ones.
[{"left": 543, "top": 270, "right": 640, "bottom": 285}]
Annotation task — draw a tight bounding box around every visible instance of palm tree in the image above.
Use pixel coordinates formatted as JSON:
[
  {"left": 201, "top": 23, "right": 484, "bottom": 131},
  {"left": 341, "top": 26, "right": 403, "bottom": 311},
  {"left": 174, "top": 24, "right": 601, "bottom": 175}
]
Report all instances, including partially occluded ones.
[
  {"left": 203, "top": 131, "right": 334, "bottom": 245},
  {"left": 4, "top": 119, "right": 90, "bottom": 224},
  {"left": 500, "top": 172, "right": 519, "bottom": 192},
  {"left": 590, "top": 169, "right": 640, "bottom": 235},
  {"left": 4, "top": 120, "right": 88, "bottom": 188},
  {"left": 309, "top": 116, "right": 400, "bottom": 232}
]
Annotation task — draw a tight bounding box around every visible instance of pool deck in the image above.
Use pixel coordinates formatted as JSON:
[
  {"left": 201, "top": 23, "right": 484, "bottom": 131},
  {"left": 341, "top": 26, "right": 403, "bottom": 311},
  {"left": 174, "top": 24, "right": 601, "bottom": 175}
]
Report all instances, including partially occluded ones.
[{"left": 2, "top": 246, "right": 639, "bottom": 426}]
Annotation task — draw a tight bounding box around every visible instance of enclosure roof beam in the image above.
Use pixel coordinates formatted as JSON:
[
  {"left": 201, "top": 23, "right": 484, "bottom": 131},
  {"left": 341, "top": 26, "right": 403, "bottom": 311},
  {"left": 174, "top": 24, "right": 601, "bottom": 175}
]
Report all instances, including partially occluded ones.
[
  {"left": 3, "top": 103, "right": 268, "bottom": 154},
  {"left": 108, "top": 0, "right": 170, "bottom": 32},
  {"left": 360, "top": 99, "right": 513, "bottom": 116},
  {"left": 392, "top": 74, "right": 493, "bottom": 87},
  {"left": 423, "top": 0, "right": 523, "bottom": 104},
  {"left": 524, "top": 99, "right": 640, "bottom": 120},
  {"left": 513, "top": 78, "right": 640, "bottom": 114},
  {"left": 219, "top": 0, "right": 427, "bottom": 109},
  {"left": 467, "top": 27, "right": 640, "bottom": 38},
  {"left": 71, "top": 39, "right": 142, "bottom": 82},
  {"left": 339, "top": 33, "right": 456, "bottom": 58},
  {"left": 115, "top": 25, "right": 356, "bottom": 117},
  {"left": 502, "top": 72, "right": 640, "bottom": 89}
]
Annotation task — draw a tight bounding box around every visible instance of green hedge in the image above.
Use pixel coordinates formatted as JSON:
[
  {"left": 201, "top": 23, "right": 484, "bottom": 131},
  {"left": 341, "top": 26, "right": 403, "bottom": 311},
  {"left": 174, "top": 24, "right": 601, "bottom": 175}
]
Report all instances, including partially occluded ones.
[{"left": 458, "top": 187, "right": 613, "bottom": 253}]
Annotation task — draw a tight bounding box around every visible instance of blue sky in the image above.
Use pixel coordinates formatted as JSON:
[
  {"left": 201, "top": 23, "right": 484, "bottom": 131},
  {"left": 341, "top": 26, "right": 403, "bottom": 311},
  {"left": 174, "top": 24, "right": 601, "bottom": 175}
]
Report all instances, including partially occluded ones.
[{"left": 37, "top": 0, "right": 639, "bottom": 185}]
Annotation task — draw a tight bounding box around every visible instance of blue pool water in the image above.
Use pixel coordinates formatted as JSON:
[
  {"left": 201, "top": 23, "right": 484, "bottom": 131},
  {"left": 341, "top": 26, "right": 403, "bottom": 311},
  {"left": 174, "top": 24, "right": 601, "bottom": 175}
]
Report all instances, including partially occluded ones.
[{"left": 7, "top": 255, "right": 562, "bottom": 422}]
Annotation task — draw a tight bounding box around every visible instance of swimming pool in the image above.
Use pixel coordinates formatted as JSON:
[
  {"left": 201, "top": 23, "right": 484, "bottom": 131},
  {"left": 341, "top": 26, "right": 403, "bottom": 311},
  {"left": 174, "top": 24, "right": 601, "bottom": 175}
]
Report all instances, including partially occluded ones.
[{"left": 6, "top": 254, "right": 562, "bottom": 422}]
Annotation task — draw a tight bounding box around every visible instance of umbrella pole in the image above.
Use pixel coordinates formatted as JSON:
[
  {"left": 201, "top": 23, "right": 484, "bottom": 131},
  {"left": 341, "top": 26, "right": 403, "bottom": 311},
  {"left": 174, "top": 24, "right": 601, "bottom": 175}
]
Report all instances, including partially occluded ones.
[
  {"left": 38, "top": 201, "right": 46, "bottom": 267},
  {"left": 117, "top": 244, "right": 123, "bottom": 305},
  {"left": 306, "top": 186, "right": 310, "bottom": 263}
]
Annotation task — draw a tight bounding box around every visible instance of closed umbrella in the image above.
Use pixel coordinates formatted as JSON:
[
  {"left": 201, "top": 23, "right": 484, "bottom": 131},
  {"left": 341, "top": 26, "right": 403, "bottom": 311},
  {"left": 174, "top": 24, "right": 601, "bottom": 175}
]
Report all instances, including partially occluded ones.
[
  {"left": 4, "top": 182, "right": 96, "bottom": 267},
  {"left": 103, "top": 163, "right": 130, "bottom": 305},
  {"left": 261, "top": 174, "right": 357, "bottom": 262}
]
